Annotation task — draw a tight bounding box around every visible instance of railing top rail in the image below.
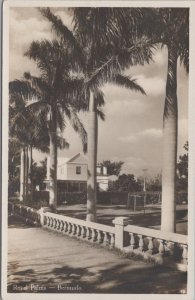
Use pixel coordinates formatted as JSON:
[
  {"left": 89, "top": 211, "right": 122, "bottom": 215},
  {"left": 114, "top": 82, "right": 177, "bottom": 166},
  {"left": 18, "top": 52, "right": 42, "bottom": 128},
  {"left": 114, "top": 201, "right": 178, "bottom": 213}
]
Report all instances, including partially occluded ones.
[
  {"left": 44, "top": 212, "right": 115, "bottom": 234},
  {"left": 124, "top": 224, "right": 187, "bottom": 244}
]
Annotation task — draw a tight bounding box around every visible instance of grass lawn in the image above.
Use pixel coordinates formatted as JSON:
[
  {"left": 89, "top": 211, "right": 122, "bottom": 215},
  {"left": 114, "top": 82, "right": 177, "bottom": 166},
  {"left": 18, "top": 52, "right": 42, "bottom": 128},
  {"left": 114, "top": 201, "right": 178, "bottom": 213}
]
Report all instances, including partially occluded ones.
[{"left": 57, "top": 203, "right": 188, "bottom": 235}]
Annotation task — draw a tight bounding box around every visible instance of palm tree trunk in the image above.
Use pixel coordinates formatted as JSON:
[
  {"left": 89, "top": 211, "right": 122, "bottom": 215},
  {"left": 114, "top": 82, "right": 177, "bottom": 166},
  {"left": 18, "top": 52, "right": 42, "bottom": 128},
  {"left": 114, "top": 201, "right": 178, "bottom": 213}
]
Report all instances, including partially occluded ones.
[
  {"left": 49, "top": 105, "right": 57, "bottom": 209},
  {"left": 25, "top": 146, "right": 29, "bottom": 201},
  {"left": 20, "top": 147, "right": 25, "bottom": 202},
  {"left": 86, "top": 91, "right": 97, "bottom": 222},
  {"left": 28, "top": 146, "right": 33, "bottom": 201},
  {"left": 161, "top": 44, "right": 178, "bottom": 233}
]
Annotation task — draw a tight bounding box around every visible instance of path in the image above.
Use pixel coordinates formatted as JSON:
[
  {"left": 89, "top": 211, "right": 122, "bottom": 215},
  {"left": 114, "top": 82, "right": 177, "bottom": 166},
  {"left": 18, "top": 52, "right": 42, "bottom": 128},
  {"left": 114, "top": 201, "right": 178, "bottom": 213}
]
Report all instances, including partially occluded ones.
[{"left": 8, "top": 215, "right": 187, "bottom": 294}]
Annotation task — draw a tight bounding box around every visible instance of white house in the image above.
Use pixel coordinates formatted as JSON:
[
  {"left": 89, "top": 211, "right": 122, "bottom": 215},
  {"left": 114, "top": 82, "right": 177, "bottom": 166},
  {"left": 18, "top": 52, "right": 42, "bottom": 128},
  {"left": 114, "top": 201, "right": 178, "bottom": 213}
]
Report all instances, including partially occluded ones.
[{"left": 45, "top": 153, "right": 109, "bottom": 192}]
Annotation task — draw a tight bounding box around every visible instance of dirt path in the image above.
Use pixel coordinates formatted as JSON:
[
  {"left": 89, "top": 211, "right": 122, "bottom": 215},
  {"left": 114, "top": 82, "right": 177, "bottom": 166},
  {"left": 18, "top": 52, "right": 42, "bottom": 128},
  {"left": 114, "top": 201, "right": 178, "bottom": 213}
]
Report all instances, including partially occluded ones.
[{"left": 8, "top": 216, "right": 187, "bottom": 294}]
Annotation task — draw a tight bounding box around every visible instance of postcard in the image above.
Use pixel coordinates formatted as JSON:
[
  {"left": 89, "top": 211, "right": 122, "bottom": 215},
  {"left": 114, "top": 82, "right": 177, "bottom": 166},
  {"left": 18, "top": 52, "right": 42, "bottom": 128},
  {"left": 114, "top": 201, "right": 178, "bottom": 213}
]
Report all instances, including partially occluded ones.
[{"left": 1, "top": 1, "right": 195, "bottom": 299}]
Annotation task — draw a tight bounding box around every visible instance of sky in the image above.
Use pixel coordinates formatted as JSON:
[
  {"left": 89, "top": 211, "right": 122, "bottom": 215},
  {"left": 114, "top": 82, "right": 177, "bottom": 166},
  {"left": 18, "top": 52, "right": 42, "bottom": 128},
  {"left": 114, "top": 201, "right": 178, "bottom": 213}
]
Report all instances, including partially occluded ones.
[{"left": 9, "top": 7, "right": 188, "bottom": 177}]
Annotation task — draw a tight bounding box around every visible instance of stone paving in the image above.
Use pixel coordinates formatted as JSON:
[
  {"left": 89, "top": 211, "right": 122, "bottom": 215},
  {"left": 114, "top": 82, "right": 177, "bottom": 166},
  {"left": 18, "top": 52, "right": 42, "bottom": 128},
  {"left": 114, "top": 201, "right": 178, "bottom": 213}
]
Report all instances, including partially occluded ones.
[{"left": 8, "top": 215, "right": 187, "bottom": 294}]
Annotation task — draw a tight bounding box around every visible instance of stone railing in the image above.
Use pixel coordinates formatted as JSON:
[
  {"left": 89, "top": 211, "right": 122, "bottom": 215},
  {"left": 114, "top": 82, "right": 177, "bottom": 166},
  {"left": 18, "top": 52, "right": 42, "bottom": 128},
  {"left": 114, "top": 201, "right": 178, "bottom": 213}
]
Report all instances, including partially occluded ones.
[
  {"left": 8, "top": 202, "right": 41, "bottom": 226},
  {"left": 8, "top": 203, "right": 188, "bottom": 271},
  {"left": 41, "top": 211, "right": 115, "bottom": 249},
  {"left": 122, "top": 220, "right": 188, "bottom": 271}
]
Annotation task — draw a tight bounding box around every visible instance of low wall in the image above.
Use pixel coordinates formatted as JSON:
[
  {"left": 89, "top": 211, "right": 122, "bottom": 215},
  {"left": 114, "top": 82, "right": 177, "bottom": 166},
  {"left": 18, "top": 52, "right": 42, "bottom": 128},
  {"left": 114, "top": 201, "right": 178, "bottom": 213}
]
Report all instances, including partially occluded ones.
[
  {"left": 8, "top": 202, "right": 188, "bottom": 271},
  {"left": 8, "top": 202, "right": 41, "bottom": 226}
]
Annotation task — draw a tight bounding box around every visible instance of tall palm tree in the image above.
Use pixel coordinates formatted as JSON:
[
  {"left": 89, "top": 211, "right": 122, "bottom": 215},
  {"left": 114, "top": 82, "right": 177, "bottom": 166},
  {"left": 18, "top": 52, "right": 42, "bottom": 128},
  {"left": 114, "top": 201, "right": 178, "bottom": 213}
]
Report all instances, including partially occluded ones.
[
  {"left": 9, "top": 80, "right": 50, "bottom": 201},
  {"left": 40, "top": 8, "right": 153, "bottom": 221},
  {"left": 148, "top": 8, "right": 189, "bottom": 232},
  {"left": 24, "top": 39, "right": 87, "bottom": 209}
]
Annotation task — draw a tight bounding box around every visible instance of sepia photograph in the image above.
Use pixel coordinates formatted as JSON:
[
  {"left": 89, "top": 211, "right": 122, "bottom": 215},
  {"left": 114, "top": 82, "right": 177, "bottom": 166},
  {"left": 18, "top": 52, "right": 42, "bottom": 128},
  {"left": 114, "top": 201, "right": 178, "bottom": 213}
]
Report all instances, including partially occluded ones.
[{"left": 1, "top": 1, "right": 195, "bottom": 299}]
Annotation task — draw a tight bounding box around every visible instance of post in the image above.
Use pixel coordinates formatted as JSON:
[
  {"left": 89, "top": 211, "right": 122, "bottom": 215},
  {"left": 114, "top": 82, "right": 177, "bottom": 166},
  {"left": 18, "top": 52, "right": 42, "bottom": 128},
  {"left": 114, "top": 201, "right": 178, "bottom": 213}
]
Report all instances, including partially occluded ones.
[
  {"left": 38, "top": 207, "right": 52, "bottom": 226},
  {"left": 112, "top": 217, "right": 129, "bottom": 250}
]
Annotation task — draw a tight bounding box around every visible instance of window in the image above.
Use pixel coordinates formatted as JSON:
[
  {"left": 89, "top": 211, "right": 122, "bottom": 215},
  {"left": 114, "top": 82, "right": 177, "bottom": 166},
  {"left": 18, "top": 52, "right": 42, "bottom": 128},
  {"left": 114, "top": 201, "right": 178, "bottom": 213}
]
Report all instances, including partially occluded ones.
[{"left": 76, "top": 166, "right": 81, "bottom": 175}]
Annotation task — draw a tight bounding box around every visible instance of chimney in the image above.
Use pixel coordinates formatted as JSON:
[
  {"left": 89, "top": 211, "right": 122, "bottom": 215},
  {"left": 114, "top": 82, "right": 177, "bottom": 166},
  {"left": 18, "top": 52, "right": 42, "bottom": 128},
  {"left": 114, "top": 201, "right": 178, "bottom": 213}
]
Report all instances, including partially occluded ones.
[
  {"left": 96, "top": 164, "right": 101, "bottom": 175},
  {"left": 103, "top": 166, "right": 107, "bottom": 175}
]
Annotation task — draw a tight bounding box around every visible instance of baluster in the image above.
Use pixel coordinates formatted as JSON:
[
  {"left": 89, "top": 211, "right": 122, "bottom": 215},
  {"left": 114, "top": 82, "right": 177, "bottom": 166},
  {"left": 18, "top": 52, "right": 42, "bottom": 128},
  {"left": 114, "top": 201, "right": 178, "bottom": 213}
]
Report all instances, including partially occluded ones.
[
  {"left": 96, "top": 230, "right": 102, "bottom": 244},
  {"left": 60, "top": 220, "right": 64, "bottom": 232},
  {"left": 158, "top": 239, "right": 165, "bottom": 256},
  {"left": 81, "top": 226, "right": 86, "bottom": 239},
  {"left": 138, "top": 234, "right": 144, "bottom": 252},
  {"left": 57, "top": 220, "right": 60, "bottom": 230},
  {"left": 70, "top": 223, "right": 74, "bottom": 236},
  {"left": 110, "top": 233, "right": 115, "bottom": 249},
  {"left": 91, "top": 229, "right": 96, "bottom": 242},
  {"left": 47, "top": 217, "right": 50, "bottom": 227},
  {"left": 52, "top": 218, "right": 55, "bottom": 229},
  {"left": 73, "top": 224, "right": 77, "bottom": 236},
  {"left": 68, "top": 223, "right": 72, "bottom": 235},
  {"left": 166, "top": 241, "right": 175, "bottom": 256},
  {"left": 103, "top": 232, "right": 108, "bottom": 246},
  {"left": 50, "top": 218, "right": 54, "bottom": 228},
  {"left": 85, "top": 228, "right": 90, "bottom": 240},
  {"left": 64, "top": 222, "right": 68, "bottom": 233},
  {"left": 54, "top": 219, "right": 58, "bottom": 230},
  {"left": 182, "top": 244, "right": 188, "bottom": 265},
  {"left": 129, "top": 233, "right": 135, "bottom": 250},
  {"left": 76, "top": 225, "right": 81, "bottom": 237},
  {"left": 147, "top": 237, "right": 154, "bottom": 255},
  {"left": 56, "top": 219, "right": 59, "bottom": 230}
]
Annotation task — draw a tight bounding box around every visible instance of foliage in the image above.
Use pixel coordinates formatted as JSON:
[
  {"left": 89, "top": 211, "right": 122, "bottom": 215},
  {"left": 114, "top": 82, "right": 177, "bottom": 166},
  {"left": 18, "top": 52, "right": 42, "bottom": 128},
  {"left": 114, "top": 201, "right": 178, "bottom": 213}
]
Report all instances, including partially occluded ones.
[
  {"left": 9, "top": 81, "right": 50, "bottom": 152},
  {"left": 30, "top": 159, "right": 47, "bottom": 190},
  {"left": 108, "top": 173, "right": 141, "bottom": 192},
  {"left": 144, "top": 174, "right": 162, "bottom": 192},
  {"left": 100, "top": 160, "right": 124, "bottom": 176},
  {"left": 176, "top": 142, "right": 188, "bottom": 192},
  {"left": 8, "top": 139, "right": 21, "bottom": 196},
  {"left": 39, "top": 8, "right": 151, "bottom": 113}
]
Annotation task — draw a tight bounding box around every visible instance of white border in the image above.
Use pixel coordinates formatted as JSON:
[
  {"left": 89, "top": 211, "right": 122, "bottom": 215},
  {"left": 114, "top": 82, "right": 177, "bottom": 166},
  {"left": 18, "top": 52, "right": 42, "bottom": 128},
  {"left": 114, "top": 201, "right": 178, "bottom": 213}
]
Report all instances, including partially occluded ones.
[{"left": 2, "top": 1, "right": 195, "bottom": 300}]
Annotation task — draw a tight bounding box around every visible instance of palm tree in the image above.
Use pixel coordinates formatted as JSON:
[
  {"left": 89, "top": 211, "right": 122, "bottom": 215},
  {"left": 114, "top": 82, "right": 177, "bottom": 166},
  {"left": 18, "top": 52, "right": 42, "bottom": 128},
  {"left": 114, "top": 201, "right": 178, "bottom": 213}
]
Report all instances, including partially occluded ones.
[
  {"left": 150, "top": 8, "right": 189, "bottom": 232},
  {"left": 9, "top": 80, "right": 50, "bottom": 201},
  {"left": 40, "top": 8, "right": 153, "bottom": 221},
  {"left": 24, "top": 39, "right": 87, "bottom": 209}
]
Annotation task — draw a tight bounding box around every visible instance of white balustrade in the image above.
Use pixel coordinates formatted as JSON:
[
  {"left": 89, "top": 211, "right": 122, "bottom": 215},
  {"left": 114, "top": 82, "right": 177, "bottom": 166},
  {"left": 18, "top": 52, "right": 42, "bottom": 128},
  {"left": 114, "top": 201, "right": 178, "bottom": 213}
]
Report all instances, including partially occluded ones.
[
  {"left": 138, "top": 234, "right": 144, "bottom": 252},
  {"left": 158, "top": 239, "right": 165, "bottom": 255},
  {"left": 147, "top": 237, "right": 154, "bottom": 255},
  {"left": 124, "top": 224, "right": 188, "bottom": 268},
  {"left": 10, "top": 202, "right": 187, "bottom": 270},
  {"left": 182, "top": 244, "right": 188, "bottom": 265},
  {"left": 91, "top": 229, "right": 96, "bottom": 242},
  {"left": 110, "top": 233, "right": 115, "bottom": 249},
  {"left": 96, "top": 230, "right": 102, "bottom": 244},
  {"left": 103, "top": 232, "right": 108, "bottom": 246}
]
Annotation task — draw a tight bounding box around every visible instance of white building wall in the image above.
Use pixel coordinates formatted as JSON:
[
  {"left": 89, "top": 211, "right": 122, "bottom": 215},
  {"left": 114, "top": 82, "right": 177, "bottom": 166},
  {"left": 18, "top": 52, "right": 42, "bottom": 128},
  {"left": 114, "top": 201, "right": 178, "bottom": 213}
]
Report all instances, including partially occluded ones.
[
  {"left": 57, "top": 164, "right": 68, "bottom": 180},
  {"left": 67, "top": 163, "right": 88, "bottom": 181},
  {"left": 97, "top": 176, "right": 109, "bottom": 191},
  {"left": 47, "top": 154, "right": 109, "bottom": 191}
]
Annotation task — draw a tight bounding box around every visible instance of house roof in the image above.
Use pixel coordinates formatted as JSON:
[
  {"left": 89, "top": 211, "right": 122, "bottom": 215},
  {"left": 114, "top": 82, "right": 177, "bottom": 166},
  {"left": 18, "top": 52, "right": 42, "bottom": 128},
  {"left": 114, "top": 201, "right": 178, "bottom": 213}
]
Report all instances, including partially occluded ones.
[{"left": 57, "top": 153, "right": 87, "bottom": 166}]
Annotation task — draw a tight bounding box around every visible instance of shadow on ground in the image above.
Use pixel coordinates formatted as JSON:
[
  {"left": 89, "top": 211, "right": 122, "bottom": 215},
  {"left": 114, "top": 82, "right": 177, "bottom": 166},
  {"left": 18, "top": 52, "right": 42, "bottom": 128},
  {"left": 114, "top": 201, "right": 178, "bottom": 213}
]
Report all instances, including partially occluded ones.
[
  {"left": 7, "top": 216, "right": 187, "bottom": 294},
  {"left": 8, "top": 215, "right": 35, "bottom": 229},
  {"left": 8, "top": 261, "right": 187, "bottom": 294}
]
